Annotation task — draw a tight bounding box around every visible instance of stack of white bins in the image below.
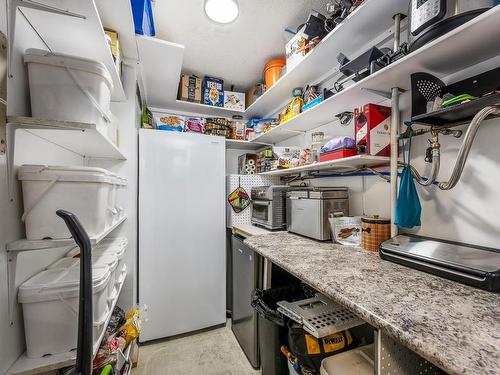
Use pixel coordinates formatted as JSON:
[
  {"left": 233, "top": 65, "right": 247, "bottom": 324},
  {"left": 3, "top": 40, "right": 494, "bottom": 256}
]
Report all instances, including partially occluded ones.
[
  {"left": 18, "top": 165, "right": 127, "bottom": 239},
  {"left": 18, "top": 238, "right": 128, "bottom": 358}
]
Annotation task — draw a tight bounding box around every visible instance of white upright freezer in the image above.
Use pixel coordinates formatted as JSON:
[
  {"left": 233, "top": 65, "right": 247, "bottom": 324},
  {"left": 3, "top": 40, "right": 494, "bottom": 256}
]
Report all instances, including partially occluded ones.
[{"left": 138, "top": 129, "right": 226, "bottom": 342}]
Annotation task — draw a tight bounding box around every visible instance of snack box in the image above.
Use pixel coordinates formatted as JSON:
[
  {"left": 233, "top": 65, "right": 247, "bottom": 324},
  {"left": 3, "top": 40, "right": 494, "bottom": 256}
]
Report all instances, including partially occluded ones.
[
  {"left": 205, "top": 117, "right": 231, "bottom": 138},
  {"left": 178, "top": 74, "right": 201, "bottom": 103},
  {"left": 185, "top": 117, "right": 205, "bottom": 133},
  {"left": 154, "top": 113, "right": 185, "bottom": 132},
  {"left": 224, "top": 91, "right": 245, "bottom": 111},
  {"left": 202, "top": 76, "right": 224, "bottom": 107}
]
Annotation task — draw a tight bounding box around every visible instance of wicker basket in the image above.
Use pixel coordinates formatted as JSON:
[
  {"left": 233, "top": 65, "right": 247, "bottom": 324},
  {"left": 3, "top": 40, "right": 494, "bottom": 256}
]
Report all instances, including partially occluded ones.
[{"left": 361, "top": 216, "right": 391, "bottom": 252}]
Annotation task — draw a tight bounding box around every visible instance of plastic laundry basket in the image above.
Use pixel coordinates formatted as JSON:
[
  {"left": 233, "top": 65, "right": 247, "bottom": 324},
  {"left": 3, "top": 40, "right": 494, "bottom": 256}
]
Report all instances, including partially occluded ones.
[
  {"left": 24, "top": 49, "right": 113, "bottom": 136},
  {"left": 18, "top": 265, "right": 110, "bottom": 358},
  {"left": 18, "top": 165, "right": 114, "bottom": 240}
]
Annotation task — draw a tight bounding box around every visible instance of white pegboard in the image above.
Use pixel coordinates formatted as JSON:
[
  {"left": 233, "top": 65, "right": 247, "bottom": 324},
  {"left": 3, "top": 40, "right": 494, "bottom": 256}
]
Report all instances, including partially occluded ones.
[{"left": 226, "top": 174, "right": 280, "bottom": 228}]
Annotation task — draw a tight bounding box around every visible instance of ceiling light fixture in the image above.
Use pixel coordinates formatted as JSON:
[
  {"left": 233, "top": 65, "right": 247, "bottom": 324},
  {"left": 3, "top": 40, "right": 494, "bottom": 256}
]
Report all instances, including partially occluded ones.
[{"left": 204, "top": 0, "right": 239, "bottom": 24}]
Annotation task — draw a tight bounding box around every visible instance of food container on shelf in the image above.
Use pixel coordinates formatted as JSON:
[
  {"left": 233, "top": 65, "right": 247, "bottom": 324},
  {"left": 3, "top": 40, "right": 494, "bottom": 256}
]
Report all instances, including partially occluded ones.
[
  {"left": 24, "top": 49, "right": 113, "bottom": 137},
  {"left": 264, "top": 58, "right": 286, "bottom": 88},
  {"left": 361, "top": 216, "right": 391, "bottom": 252},
  {"left": 18, "top": 165, "right": 114, "bottom": 240},
  {"left": 18, "top": 265, "right": 111, "bottom": 358},
  {"left": 320, "top": 344, "right": 374, "bottom": 374}
]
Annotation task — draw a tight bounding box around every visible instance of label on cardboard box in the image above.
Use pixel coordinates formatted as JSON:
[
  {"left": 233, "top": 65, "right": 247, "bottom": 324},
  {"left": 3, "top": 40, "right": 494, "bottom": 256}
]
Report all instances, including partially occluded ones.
[
  {"left": 285, "top": 26, "right": 307, "bottom": 72},
  {"left": 179, "top": 74, "right": 201, "bottom": 103},
  {"left": 355, "top": 104, "right": 391, "bottom": 156},
  {"left": 224, "top": 91, "right": 245, "bottom": 111}
]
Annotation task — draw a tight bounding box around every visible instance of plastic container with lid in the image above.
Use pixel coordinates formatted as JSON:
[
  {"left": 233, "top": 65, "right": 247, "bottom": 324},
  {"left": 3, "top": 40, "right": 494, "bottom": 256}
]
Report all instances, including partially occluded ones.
[
  {"left": 24, "top": 49, "right": 113, "bottom": 137},
  {"left": 115, "top": 176, "right": 128, "bottom": 221},
  {"left": 66, "top": 237, "right": 127, "bottom": 273},
  {"left": 18, "top": 265, "right": 110, "bottom": 358},
  {"left": 320, "top": 344, "right": 374, "bottom": 375},
  {"left": 18, "top": 165, "right": 114, "bottom": 240},
  {"left": 264, "top": 58, "right": 286, "bottom": 89},
  {"left": 49, "top": 254, "right": 118, "bottom": 299}
]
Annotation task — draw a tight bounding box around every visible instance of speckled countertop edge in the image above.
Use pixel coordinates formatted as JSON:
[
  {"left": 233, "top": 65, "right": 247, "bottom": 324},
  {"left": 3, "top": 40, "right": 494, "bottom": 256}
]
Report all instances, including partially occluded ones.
[{"left": 244, "top": 232, "right": 500, "bottom": 375}]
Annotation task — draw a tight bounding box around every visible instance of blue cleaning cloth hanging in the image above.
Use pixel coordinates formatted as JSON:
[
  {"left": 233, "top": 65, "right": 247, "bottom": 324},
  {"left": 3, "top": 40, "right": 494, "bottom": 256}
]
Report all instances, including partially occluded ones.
[{"left": 395, "top": 128, "right": 422, "bottom": 228}]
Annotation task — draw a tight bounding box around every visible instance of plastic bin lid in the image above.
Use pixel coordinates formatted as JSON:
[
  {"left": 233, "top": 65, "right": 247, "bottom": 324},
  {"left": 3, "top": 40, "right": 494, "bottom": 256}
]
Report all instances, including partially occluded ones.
[
  {"left": 67, "top": 238, "right": 127, "bottom": 259},
  {"left": 19, "top": 264, "right": 110, "bottom": 304},
  {"left": 18, "top": 164, "right": 115, "bottom": 184},
  {"left": 24, "top": 48, "right": 113, "bottom": 91},
  {"left": 94, "top": 243, "right": 126, "bottom": 260},
  {"left": 93, "top": 253, "right": 119, "bottom": 272},
  {"left": 47, "top": 257, "right": 80, "bottom": 270}
]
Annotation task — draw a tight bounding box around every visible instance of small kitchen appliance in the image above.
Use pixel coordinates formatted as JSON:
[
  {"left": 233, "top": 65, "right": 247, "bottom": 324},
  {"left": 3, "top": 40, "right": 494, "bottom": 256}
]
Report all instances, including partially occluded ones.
[
  {"left": 287, "top": 188, "right": 349, "bottom": 241},
  {"left": 251, "top": 186, "right": 289, "bottom": 230},
  {"left": 408, "top": 0, "right": 496, "bottom": 52},
  {"left": 380, "top": 234, "right": 500, "bottom": 292}
]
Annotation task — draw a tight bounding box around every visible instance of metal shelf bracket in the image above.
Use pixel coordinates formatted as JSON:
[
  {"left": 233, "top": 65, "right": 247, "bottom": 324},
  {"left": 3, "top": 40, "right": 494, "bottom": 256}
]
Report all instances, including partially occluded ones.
[{"left": 6, "top": 0, "right": 85, "bottom": 78}]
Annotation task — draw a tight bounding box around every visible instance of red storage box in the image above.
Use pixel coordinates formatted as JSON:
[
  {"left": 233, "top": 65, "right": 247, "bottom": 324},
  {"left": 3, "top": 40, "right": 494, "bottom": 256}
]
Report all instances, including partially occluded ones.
[
  {"left": 354, "top": 103, "right": 391, "bottom": 157},
  {"left": 320, "top": 148, "right": 357, "bottom": 162}
]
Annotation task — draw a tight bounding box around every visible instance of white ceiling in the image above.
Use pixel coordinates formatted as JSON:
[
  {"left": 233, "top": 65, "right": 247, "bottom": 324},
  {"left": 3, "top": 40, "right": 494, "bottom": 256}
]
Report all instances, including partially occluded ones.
[{"left": 153, "top": 0, "right": 330, "bottom": 92}]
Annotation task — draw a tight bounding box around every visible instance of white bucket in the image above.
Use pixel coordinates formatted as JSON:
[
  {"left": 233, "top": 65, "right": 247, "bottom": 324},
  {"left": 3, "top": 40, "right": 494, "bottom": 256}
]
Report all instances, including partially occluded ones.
[
  {"left": 18, "top": 265, "right": 110, "bottom": 358},
  {"left": 116, "top": 177, "right": 128, "bottom": 220},
  {"left": 24, "top": 49, "right": 113, "bottom": 138},
  {"left": 320, "top": 344, "right": 374, "bottom": 375},
  {"left": 18, "top": 165, "right": 114, "bottom": 240}
]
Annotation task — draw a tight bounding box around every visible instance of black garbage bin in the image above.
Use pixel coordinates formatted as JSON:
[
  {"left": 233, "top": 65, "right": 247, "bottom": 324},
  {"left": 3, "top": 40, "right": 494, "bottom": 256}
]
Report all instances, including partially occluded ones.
[{"left": 251, "top": 283, "right": 315, "bottom": 375}]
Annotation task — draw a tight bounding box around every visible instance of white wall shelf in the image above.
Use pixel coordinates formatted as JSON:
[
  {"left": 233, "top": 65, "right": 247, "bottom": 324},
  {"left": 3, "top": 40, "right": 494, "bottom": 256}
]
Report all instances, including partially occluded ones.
[
  {"left": 259, "top": 155, "right": 390, "bottom": 176},
  {"left": 137, "top": 36, "right": 184, "bottom": 108},
  {"left": 19, "top": 0, "right": 126, "bottom": 101},
  {"left": 244, "top": 0, "right": 409, "bottom": 118},
  {"left": 7, "top": 272, "right": 127, "bottom": 375},
  {"left": 225, "top": 139, "right": 269, "bottom": 151},
  {"left": 165, "top": 100, "right": 245, "bottom": 118},
  {"left": 6, "top": 116, "right": 127, "bottom": 198},
  {"left": 252, "top": 5, "right": 500, "bottom": 145},
  {"left": 6, "top": 215, "right": 127, "bottom": 252},
  {"left": 95, "top": 0, "right": 138, "bottom": 60}
]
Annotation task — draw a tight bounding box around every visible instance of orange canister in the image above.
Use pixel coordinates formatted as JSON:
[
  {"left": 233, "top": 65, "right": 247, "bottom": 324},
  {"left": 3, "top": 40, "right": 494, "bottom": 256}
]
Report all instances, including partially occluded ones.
[
  {"left": 361, "top": 216, "right": 391, "bottom": 252},
  {"left": 264, "top": 58, "right": 286, "bottom": 88}
]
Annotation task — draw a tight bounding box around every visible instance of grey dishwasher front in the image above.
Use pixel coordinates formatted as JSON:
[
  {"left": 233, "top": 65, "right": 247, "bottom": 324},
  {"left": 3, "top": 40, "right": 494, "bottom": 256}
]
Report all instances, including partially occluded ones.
[{"left": 231, "top": 234, "right": 260, "bottom": 369}]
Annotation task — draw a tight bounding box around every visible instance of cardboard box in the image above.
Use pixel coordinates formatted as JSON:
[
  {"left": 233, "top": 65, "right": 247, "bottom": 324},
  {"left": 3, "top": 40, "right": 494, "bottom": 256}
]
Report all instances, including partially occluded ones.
[
  {"left": 153, "top": 113, "right": 185, "bottom": 132},
  {"left": 202, "top": 76, "right": 224, "bottom": 107},
  {"left": 354, "top": 103, "right": 391, "bottom": 157},
  {"left": 104, "top": 29, "right": 122, "bottom": 78},
  {"left": 285, "top": 26, "right": 308, "bottom": 72},
  {"left": 178, "top": 74, "right": 201, "bottom": 103},
  {"left": 246, "top": 83, "right": 265, "bottom": 108},
  {"left": 238, "top": 154, "right": 258, "bottom": 175},
  {"left": 224, "top": 91, "right": 245, "bottom": 111}
]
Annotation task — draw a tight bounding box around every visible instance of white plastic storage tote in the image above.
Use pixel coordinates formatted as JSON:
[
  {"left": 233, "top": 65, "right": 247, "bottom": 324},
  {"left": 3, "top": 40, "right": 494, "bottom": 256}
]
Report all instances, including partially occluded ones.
[
  {"left": 18, "top": 165, "right": 114, "bottom": 240},
  {"left": 66, "top": 237, "right": 127, "bottom": 272},
  {"left": 18, "top": 265, "right": 110, "bottom": 358},
  {"left": 24, "top": 49, "right": 114, "bottom": 138},
  {"left": 48, "top": 254, "right": 118, "bottom": 300}
]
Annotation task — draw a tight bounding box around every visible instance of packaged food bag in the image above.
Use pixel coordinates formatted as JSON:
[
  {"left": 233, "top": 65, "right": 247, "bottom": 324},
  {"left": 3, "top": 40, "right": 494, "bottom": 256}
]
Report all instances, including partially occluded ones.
[{"left": 329, "top": 216, "right": 362, "bottom": 246}]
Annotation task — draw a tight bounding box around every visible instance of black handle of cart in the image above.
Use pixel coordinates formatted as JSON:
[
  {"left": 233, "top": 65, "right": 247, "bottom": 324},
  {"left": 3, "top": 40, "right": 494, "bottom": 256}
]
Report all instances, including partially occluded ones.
[{"left": 56, "top": 210, "right": 93, "bottom": 375}]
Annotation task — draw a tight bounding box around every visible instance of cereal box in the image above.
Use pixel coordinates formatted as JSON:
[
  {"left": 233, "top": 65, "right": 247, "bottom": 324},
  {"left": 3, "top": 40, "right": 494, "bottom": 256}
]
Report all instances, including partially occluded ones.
[{"left": 202, "top": 76, "right": 224, "bottom": 107}]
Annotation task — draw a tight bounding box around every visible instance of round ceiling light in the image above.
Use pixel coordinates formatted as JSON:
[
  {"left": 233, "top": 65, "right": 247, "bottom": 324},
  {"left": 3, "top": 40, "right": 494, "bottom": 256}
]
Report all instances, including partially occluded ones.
[{"left": 204, "top": 0, "right": 239, "bottom": 24}]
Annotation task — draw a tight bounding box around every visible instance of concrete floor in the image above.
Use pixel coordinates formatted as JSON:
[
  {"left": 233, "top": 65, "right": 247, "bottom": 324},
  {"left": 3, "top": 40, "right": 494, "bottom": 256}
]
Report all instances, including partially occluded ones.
[{"left": 132, "top": 321, "right": 261, "bottom": 375}]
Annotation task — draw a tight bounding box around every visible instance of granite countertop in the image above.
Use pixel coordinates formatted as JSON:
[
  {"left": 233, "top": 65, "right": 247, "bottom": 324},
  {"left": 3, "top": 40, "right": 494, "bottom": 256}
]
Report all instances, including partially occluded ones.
[{"left": 245, "top": 232, "right": 500, "bottom": 375}]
